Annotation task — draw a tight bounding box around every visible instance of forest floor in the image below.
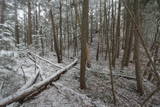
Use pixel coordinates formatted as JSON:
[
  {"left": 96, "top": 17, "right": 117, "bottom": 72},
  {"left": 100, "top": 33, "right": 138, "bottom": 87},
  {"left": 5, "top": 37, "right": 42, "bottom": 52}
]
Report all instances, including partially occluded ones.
[{"left": 0, "top": 43, "right": 160, "bottom": 107}]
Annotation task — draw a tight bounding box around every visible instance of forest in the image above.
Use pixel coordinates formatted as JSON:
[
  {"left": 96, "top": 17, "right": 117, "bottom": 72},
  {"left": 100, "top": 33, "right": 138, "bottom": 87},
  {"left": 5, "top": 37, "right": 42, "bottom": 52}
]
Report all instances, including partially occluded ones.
[{"left": 0, "top": 0, "right": 160, "bottom": 106}]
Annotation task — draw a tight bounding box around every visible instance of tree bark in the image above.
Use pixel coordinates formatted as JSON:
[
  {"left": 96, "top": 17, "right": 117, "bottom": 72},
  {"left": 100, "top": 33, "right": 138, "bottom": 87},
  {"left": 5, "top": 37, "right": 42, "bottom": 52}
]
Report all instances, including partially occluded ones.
[
  {"left": 50, "top": 9, "right": 62, "bottom": 63},
  {"left": 133, "top": 0, "right": 144, "bottom": 95},
  {"left": 0, "top": 0, "right": 5, "bottom": 24},
  {"left": 14, "top": 0, "right": 19, "bottom": 44},
  {"left": 80, "top": 0, "right": 89, "bottom": 89},
  {"left": 59, "top": 0, "right": 63, "bottom": 62},
  {"left": 27, "top": 0, "right": 32, "bottom": 45}
]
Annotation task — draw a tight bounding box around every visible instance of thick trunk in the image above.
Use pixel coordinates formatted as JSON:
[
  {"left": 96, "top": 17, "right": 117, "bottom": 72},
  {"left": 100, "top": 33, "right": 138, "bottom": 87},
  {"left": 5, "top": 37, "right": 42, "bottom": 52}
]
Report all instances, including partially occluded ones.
[
  {"left": 133, "top": 0, "right": 144, "bottom": 95},
  {"left": 80, "top": 0, "right": 89, "bottom": 89}
]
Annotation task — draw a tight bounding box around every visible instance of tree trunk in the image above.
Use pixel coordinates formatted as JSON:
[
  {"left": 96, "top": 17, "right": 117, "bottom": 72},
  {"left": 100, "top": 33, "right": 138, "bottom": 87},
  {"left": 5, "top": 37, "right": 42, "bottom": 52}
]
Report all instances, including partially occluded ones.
[
  {"left": 50, "top": 9, "right": 62, "bottom": 63},
  {"left": 14, "top": 0, "right": 19, "bottom": 44},
  {"left": 133, "top": 0, "right": 144, "bottom": 95},
  {"left": 27, "top": 0, "right": 32, "bottom": 45},
  {"left": 0, "top": 0, "right": 5, "bottom": 24},
  {"left": 80, "top": 0, "right": 89, "bottom": 89},
  {"left": 115, "top": 0, "right": 121, "bottom": 58},
  {"left": 59, "top": 0, "right": 63, "bottom": 62}
]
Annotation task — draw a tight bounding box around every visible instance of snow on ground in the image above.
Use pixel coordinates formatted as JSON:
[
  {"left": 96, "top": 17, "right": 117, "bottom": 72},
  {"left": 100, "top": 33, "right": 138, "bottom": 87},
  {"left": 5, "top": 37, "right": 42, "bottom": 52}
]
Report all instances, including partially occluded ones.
[
  {"left": 0, "top": 44, "right": 160, "bottom": 107},
  {"left": 0, "top": 56, "right": 24, "bottom": 99}
]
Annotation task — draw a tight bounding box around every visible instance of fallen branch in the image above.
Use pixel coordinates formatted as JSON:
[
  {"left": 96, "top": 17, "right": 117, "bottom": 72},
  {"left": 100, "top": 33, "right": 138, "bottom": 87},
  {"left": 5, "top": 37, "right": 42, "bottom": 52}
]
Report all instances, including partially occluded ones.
[
  {"left": 0, "top": 58, "right": 78, "bottom": 106},
  {"left": 0, "top": 81, "right": 4, "bottom": 92},
  {"left": 106, "top": 73, "right": 136, "bottom": 80},
  {"left": 112, "top": 74, "right": 136, "bottom": 80},
  {"left": 27, "top": 54, "right": 44, "bottom": 80},
  {"left": 28, "top": 52, "right": 63, "bottom": 69},
  {"left": 36, "top": 64, "right": 44, "bottom": 80},
  {"left": 21, "top": 66, "right": 26, "bottom": 84}
]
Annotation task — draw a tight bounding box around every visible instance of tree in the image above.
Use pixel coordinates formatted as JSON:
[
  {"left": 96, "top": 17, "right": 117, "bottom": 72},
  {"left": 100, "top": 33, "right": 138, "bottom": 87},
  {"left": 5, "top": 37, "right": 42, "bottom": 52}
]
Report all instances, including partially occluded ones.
[
  {"left": 59, "top": 0, "right": 63, "bottom": 62},
  {"left": 0, "top": 0, "right": 5, "bottom": 24},
  {"left": 80, "top": 0, "right": 89, "bottom": 89},
  {"left": 133, "top": 0, "right": 144, "bottom": 95},
  {"left": 121, "top": 0, "right": 133, "bottom": 68},
  {"left": 50, "top": 9, "right": 62, "bottom": 63},
  {"left": 14, "top": 0, "right": 19, "bottom": 44},
  {"left": 115, "top": 0, "right": 121, "bottom": 58},
  {"left": 27, "top": 0, "right": 32, "bottom": 45}
]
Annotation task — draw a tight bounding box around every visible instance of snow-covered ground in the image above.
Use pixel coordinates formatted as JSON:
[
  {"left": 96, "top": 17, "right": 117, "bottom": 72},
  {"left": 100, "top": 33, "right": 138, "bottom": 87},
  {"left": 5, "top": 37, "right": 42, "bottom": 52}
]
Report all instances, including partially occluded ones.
[{"left": 0, "top": 45, "right": 160, "bottom": 107}]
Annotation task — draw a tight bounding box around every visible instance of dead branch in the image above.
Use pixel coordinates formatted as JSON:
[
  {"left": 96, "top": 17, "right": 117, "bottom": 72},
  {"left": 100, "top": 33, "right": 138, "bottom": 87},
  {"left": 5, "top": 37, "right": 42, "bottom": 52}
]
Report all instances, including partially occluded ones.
[
  {"left": 0, "top": 81, "right": 4, "bottom": 92},
  {"left": 112, "top": 74, "right": 136, "bottom": 80},
  {"left": 28, "top": 52, "right": 63, "bottom": 69},
  {"left": 36, "top": 64, "right": 44, "bottom": 80},
  {"left": 21, "top": 66, "right": 26, "bottom": 84}
]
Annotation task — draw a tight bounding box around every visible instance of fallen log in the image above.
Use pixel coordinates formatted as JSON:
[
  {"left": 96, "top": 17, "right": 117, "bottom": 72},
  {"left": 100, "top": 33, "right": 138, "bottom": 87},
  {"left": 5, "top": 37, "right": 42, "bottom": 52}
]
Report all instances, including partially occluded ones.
[
  {"left": 28, "top": 52, "right": 63, "bottom": 69},
  {"left": 0, "top": 58, "right": 78, "bottom": 106}
]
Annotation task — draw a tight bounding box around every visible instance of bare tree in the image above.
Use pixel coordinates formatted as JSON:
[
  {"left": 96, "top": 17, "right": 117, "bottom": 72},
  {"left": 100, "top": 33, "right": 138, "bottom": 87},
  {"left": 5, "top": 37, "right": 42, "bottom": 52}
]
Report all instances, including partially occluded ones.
[
  {"left": 27, "top": 0, "right": 32, "bottom": 45},
  {"left": 0, "top": 0, "right": 5, "bottom": 24},
  {"left": 14, "top": 0, "right": 19, "bottom": 44},
  {"left": 80, "top": 0, "right": 89, "bottom": 89},
  {"left": 133, "top": 0, "right": 144, "bottom": 95},
  {"left": 50, "top": 9, "right": 62, "bottom": 63}
]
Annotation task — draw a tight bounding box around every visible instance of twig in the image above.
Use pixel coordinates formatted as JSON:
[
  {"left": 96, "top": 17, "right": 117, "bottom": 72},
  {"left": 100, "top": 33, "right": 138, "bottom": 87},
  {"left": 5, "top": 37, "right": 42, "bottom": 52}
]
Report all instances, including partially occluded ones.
[
  {"left": 0, "top": 81, "right": 4, "bottom": 92},
  {"left": 112, "top": 73, "right": 136, "bottom": 80},
  {"left": 36, "top": 64, "right": 44, "bottom": 80},
  {"left": 21, "top": 66, "right": 26, "bottom": 84}
]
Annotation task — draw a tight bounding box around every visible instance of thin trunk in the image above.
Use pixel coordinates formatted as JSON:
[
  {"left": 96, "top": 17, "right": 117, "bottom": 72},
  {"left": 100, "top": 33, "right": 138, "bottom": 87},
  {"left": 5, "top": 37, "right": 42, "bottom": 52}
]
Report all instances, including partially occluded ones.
[
  {"left": 27, "top": 0, "right": 32, "bottom": 45},
  {"left": 50, "top": 9, "right": 61, "bottom": 63},
  {"left": 0, "top": 0, "right": 5, "bottom": 24},
  {"left": 59, "top": 0, "right": 63, "bottom": 62},
  {"left": 15, "top": 0, "right": 19, "bottom": 44},
  {"left": 115, "top": 0, "right": 121, "bottom": 58}
]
